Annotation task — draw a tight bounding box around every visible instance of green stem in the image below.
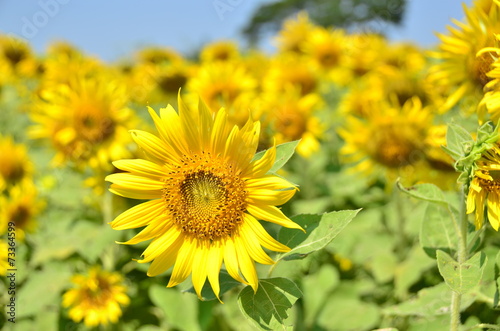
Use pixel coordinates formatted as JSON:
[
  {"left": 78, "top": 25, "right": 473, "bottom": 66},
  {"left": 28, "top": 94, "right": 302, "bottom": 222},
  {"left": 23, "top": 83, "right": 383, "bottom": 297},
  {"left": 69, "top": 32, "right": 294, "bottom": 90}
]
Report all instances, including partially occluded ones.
[{"left": 450, "top": 189, "right": 469, "bottom": 331}]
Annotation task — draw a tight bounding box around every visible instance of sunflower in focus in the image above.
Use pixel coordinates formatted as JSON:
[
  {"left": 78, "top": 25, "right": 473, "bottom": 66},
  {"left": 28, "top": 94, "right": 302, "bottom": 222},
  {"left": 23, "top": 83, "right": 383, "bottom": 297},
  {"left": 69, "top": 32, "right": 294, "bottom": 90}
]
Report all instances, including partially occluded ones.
[
  {"left": 339, "top": 97, "right": 433, "bottom": 185},
  {"left": 0, "top": 135, "right": 33, "bottom": 193},
  {"left": 30, "top": 71, "right": 136, "bottom": 170},
  {"left": 63, "top": 266, "right": 130, "bottom": 327},
  {"left": 466, "top": 142, "right": 500, "bottom": 230},
  {"left": 106, "top": 94, "right": 302, "bottom": 300},
  {"left": 429, "top": 0, "right": 500, "bottom": 113}
]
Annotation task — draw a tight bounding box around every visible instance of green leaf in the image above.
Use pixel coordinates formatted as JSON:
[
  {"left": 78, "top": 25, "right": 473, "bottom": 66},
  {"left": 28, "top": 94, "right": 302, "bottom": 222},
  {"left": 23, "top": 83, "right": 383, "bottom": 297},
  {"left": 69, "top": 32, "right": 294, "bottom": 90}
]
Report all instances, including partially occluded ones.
[
  {"left": 437, "top": 250, "right": 487, "bottom": 294},
  {"left": 302, "top": 264, "right": 339, "bottom": 326},
  {"left": 17, "top": 262, "right": 72, "bottom": 318},
  {"left": 237, "top": 278, "right": 302, "bottom": 331},
  {"left": 397, "top": 181, "right": 449, "bottom": 205},
  {"left": 494, "top": 250, "right": 500, "bottom": 309},
  {"left": 445, "top": 123, "right": 474, "bottom": 160},
  {"left": 420, "top": 203, "right": 457, "bottom": 259},
  {"left": 383, "top": 283, "right": 477, "bottom": 317},
  {"left": 149, "top": 284, "right": 201, "bottom": 331},
  {"left": 277, "top": 209, "right": 360, "bottom": 261},
  {"left": 252, "top": 140, "right": 300, "bottom": 173},
  {"left": 184, "top": 270, "right": 241, "bottom": 301}
]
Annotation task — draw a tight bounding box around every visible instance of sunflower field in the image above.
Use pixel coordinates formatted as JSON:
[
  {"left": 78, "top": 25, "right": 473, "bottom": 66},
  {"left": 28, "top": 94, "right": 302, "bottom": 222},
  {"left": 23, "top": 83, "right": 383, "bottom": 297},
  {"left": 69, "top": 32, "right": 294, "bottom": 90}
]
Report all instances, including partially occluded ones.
[{"left": 1, "top": 1, "right": 500, "bottom": 330}]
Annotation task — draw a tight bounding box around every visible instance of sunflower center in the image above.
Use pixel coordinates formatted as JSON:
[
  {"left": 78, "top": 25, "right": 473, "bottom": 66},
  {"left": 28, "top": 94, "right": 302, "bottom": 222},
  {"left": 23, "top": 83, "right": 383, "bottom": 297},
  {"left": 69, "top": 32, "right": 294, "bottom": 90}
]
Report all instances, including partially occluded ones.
[
  {"left": 157, "top": 73, "right": 188, "bottom": 94},
  {"left": 75, "top": 106, "right": 116, "bottom": 144},
  {"left": 478, "top": 170, "right": 500, "bottom": 192},
  {"left": 275, "top": 110, "right": 307, "bottom": 140},
  {"left": 473, "top": 52, "right": 495, "bottom": 87},
  {"left": 163, "top": 153, "right": 247, "bottom": 240},
  {"left": 372, "top": 134, "right": 418, "bottom": 168}
]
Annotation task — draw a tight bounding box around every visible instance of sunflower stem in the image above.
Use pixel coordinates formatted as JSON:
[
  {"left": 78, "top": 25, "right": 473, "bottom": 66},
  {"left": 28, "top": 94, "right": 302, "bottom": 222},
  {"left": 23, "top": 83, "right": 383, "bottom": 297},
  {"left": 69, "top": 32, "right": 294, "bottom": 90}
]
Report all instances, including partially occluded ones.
[{"left": 450, "top": 189, "right": 468, "bottom": 331}]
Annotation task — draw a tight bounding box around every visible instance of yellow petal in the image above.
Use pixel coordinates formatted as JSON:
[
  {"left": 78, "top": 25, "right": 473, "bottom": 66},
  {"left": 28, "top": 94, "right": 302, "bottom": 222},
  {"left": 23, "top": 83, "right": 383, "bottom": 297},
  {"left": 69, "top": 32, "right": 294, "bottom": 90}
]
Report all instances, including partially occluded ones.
[
  {"left": 141, "top": 224, "right": 182, "bottom": 262},
  {"left": 243, "top": 145, "right": 276, "bottom": 178},
  {"left": 106, "top": 173, "right": 165, "bottom": 191},
  {"left": 109, "top": 186, "right": 162, "bottom": 200},
  {"left": 223, "top": 238, "right": 249, "bottom": 285},
  {"left": 167, "top": 238, "right": 197, "bottom": 287},
  {"left": 118, "top": 217, "right": 171, "bottom": 245},
  {"left": 112, "top": 159, "right": 167, "bottom": 179},
  {"left": 192, "top": 243, "right": 210, "bottom": 299},
  {"left": 130, "top": 130, "right": 177, "bottom": 164},
  {"left": 238, "top": 223, "right": 275, "bottom": 265},
  {"left": 207, "top": 240, "right": 224, "bottom": 302},
  {"left": 244, "top": 214, "right": 290, "bottom": 252},
  {"left": 234, "top": 236, "right": 258, "bottom": 292},
  {"left": 110, "top": 199, "right": 165, "bottom": 230},
  {"left": 247, "top": 204, "right": 304, "bottom": 231},
  {"left": 245, "top": 175, "right": 295, "bottom": 190},
  {"left": 247, "top": 188, "right": 296, "bottom": 206},
  {"left": 147, "top": 235, "right": 184, "bottom": 276}
]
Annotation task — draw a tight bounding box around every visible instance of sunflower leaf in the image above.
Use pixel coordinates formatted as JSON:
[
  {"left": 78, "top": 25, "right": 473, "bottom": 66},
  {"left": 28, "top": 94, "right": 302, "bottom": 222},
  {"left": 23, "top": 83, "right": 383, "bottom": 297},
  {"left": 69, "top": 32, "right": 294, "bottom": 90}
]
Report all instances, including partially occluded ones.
[
  {"left": 277, "top": 209, "right": 360, "bottom": 262},
  {"left": 397, "top": 181, "right": 449, "bottom": 205},
  {"left": 445, "top": 122, "right": 474, "bottom": 160},
  {"left": 437, "top": 250, "right": 487, "bottom": 295},
  {"left": 252, "top": 140, "right": 300, "bottom": 173},
  {"left": 420, "top": 203, "right": 457, "bottom": 259},
  {"left": 237, "top": 278, "right": 302, "bottom": 331}
]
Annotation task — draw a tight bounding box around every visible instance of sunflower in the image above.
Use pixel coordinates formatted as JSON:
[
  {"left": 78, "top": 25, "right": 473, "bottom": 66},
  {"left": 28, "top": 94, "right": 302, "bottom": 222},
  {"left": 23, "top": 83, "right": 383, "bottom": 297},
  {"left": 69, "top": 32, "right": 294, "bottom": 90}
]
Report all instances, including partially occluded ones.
[
  {"left": 274, "top": 11, "right": 316, "bottom": 54},
  {"left": 200, "top": 41, "right": 240, "bottom": 63},
  {"left": 106, "top": 94, "right": 302, "bottom": 300},
  {"left": 30, "top": 70, "right": 135, "bottom": 170},
  {"left": 0, "top": 240, "right": 8, "bottom": 276},
  {"left": 187, "top": 61, "right": 257, "bottom": 114},
  {"left": 0, "top": 135, "right": 33, "bottom": 193},
  {"left": 301, "top": 26, "right": 346, "bottom": 72},
  {"left": 62, "top": 266, "right": 130, "bottom": 327},
  {"left": 478, "top": 38, "right": 500, "bottom": 122},
  {"left": 260, "top": 88, "right": 324, "bottom": 158},
  {"left": 0, "top": 181, "right": 44, "bottom": 241},
  {"left": 428, "top": 0, "right": 500, "bottom": 113},
  {"left": 466, "top": 143, "right": 500, "bottom": 231},
  {"left": 339, "top": 97, "right": 433, "bottom": 185}
]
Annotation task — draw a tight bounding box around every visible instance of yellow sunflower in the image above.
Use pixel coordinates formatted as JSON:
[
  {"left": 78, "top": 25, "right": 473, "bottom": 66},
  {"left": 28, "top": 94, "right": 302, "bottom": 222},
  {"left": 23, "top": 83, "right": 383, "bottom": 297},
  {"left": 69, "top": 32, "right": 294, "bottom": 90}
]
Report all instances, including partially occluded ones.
[
  {"left": 274, "top": 11, "right": 316, "bottom": 54},
  {"left": 0, "top": 181, "right": 44, "bottom": 241},
  {"left": 200, "top": 40, "right": 240, "bottom": 63},
  {"left": 260, "top": 88, "right": 324, "bottom": 158},
  {"left": 187, "top": 60, "right": 257, "bottom": 113},
  {"left": 339, "top": 97, "right": 433, "bottom": 185},
  {"left": 63, "top": 266, "right": 130, "bottom": 327},
  {"left": 466, "top": 143, "right": 500, "bottom": 230},
  {"left": 478, "top": 37, "right": 500, "bottom": 122},
  {"left": 106, "top": 94, "right": 302, "bottom": 300},
  {"left": 30, "top": 70, "right": 136, "bottom": 170},
  {"left": 0, "top": 240, "right": 8, "bottom": 276},
  {"left": 0, "top": 135, "right": 33, "bottom": 193},
  {"left": 301, "top": 26, "right": 346, "bottom": 72},
  {"left": 429, "top": 0, "right": 500, "bottom": 113}
]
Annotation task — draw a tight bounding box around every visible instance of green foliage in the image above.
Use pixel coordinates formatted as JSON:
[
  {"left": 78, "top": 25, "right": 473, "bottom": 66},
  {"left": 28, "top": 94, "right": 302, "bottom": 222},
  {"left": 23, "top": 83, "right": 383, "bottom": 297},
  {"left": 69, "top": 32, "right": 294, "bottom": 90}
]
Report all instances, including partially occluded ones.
[
  {"left": 278, "top": 209, "right": 361, "bottom": 261},
  {"left": 437, "top": 250, "right": 487, "bottom": 295},
  {"left": 242, "top": 0, "right": 407, "bottom": 44},
  {"left": 237, "top": 278, "right": 302, "bottom": 331},
  {"left": 252, "top": 140, "right": 300, "bottom": 174}
]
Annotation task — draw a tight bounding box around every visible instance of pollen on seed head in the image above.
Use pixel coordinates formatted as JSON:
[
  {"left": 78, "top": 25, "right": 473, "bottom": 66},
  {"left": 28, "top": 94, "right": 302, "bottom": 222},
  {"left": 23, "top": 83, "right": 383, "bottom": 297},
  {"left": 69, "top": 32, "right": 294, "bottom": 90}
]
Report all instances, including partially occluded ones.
[{"left": 162, "top": 153, "right": 247, "bottom": 240}]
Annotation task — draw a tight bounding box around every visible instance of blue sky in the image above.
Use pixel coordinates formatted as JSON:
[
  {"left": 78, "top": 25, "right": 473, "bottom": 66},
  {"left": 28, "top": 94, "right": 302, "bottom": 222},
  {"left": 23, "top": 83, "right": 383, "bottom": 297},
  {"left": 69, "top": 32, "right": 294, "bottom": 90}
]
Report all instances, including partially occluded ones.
[{"left": 0, "top": 0, "right": 472, "bottom": 62}]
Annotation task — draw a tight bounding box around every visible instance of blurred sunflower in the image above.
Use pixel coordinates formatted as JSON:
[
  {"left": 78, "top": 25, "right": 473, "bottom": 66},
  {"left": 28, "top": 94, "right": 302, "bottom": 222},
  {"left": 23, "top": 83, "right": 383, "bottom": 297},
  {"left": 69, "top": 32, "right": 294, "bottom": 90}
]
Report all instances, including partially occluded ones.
[
  {"left": 30, "top": 71, "right": 136, "bottom": 170},
  {"left": 0, "top": 135, "right": 33, "bottom": 193},
  {"left": 187, "top": 61, "right": 257, "bottom": 113},
  {"left": 301, "top": 26, "right": 345, "bottom": 72},
  {"left": 466, "top": 142, "right": 500, "bottom": 231},
  {"left": 0, "top": 240, "right": 8, "bottom": 276},
  {"left": 0, "top": 181, "right": 44, "bottom": 241},
  {"left": 478, "top": 38, "right": 500, "bottom": 122},
  {"left": 429, "top": 0, "right": 500, "bottom": 113},
  {"left": 63, "top": 266, "right": 130, "bottom": 327},
  {"left": 106, "top": 95, "right": 302, "bottom": 300},
  {"left": 274, "top": 11, "right": 316, "bottom": 53},
  {"left": 264, "top": 54, "right": 318, "bottom": 96},
  {"left": 260, "top": 89, "right": 324, "bottom": 158},
  {"left": 200, "top": 40, "right": 240, "bottom": 63},
  {"left": 339, "top": 97, "right": 432, "bottom": 185},
  {"left": 136, "top": 46, "right": 183, "bottom": 65},
  {"left": 0, "top": 36, "right": 38, "bottom": 79}
]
